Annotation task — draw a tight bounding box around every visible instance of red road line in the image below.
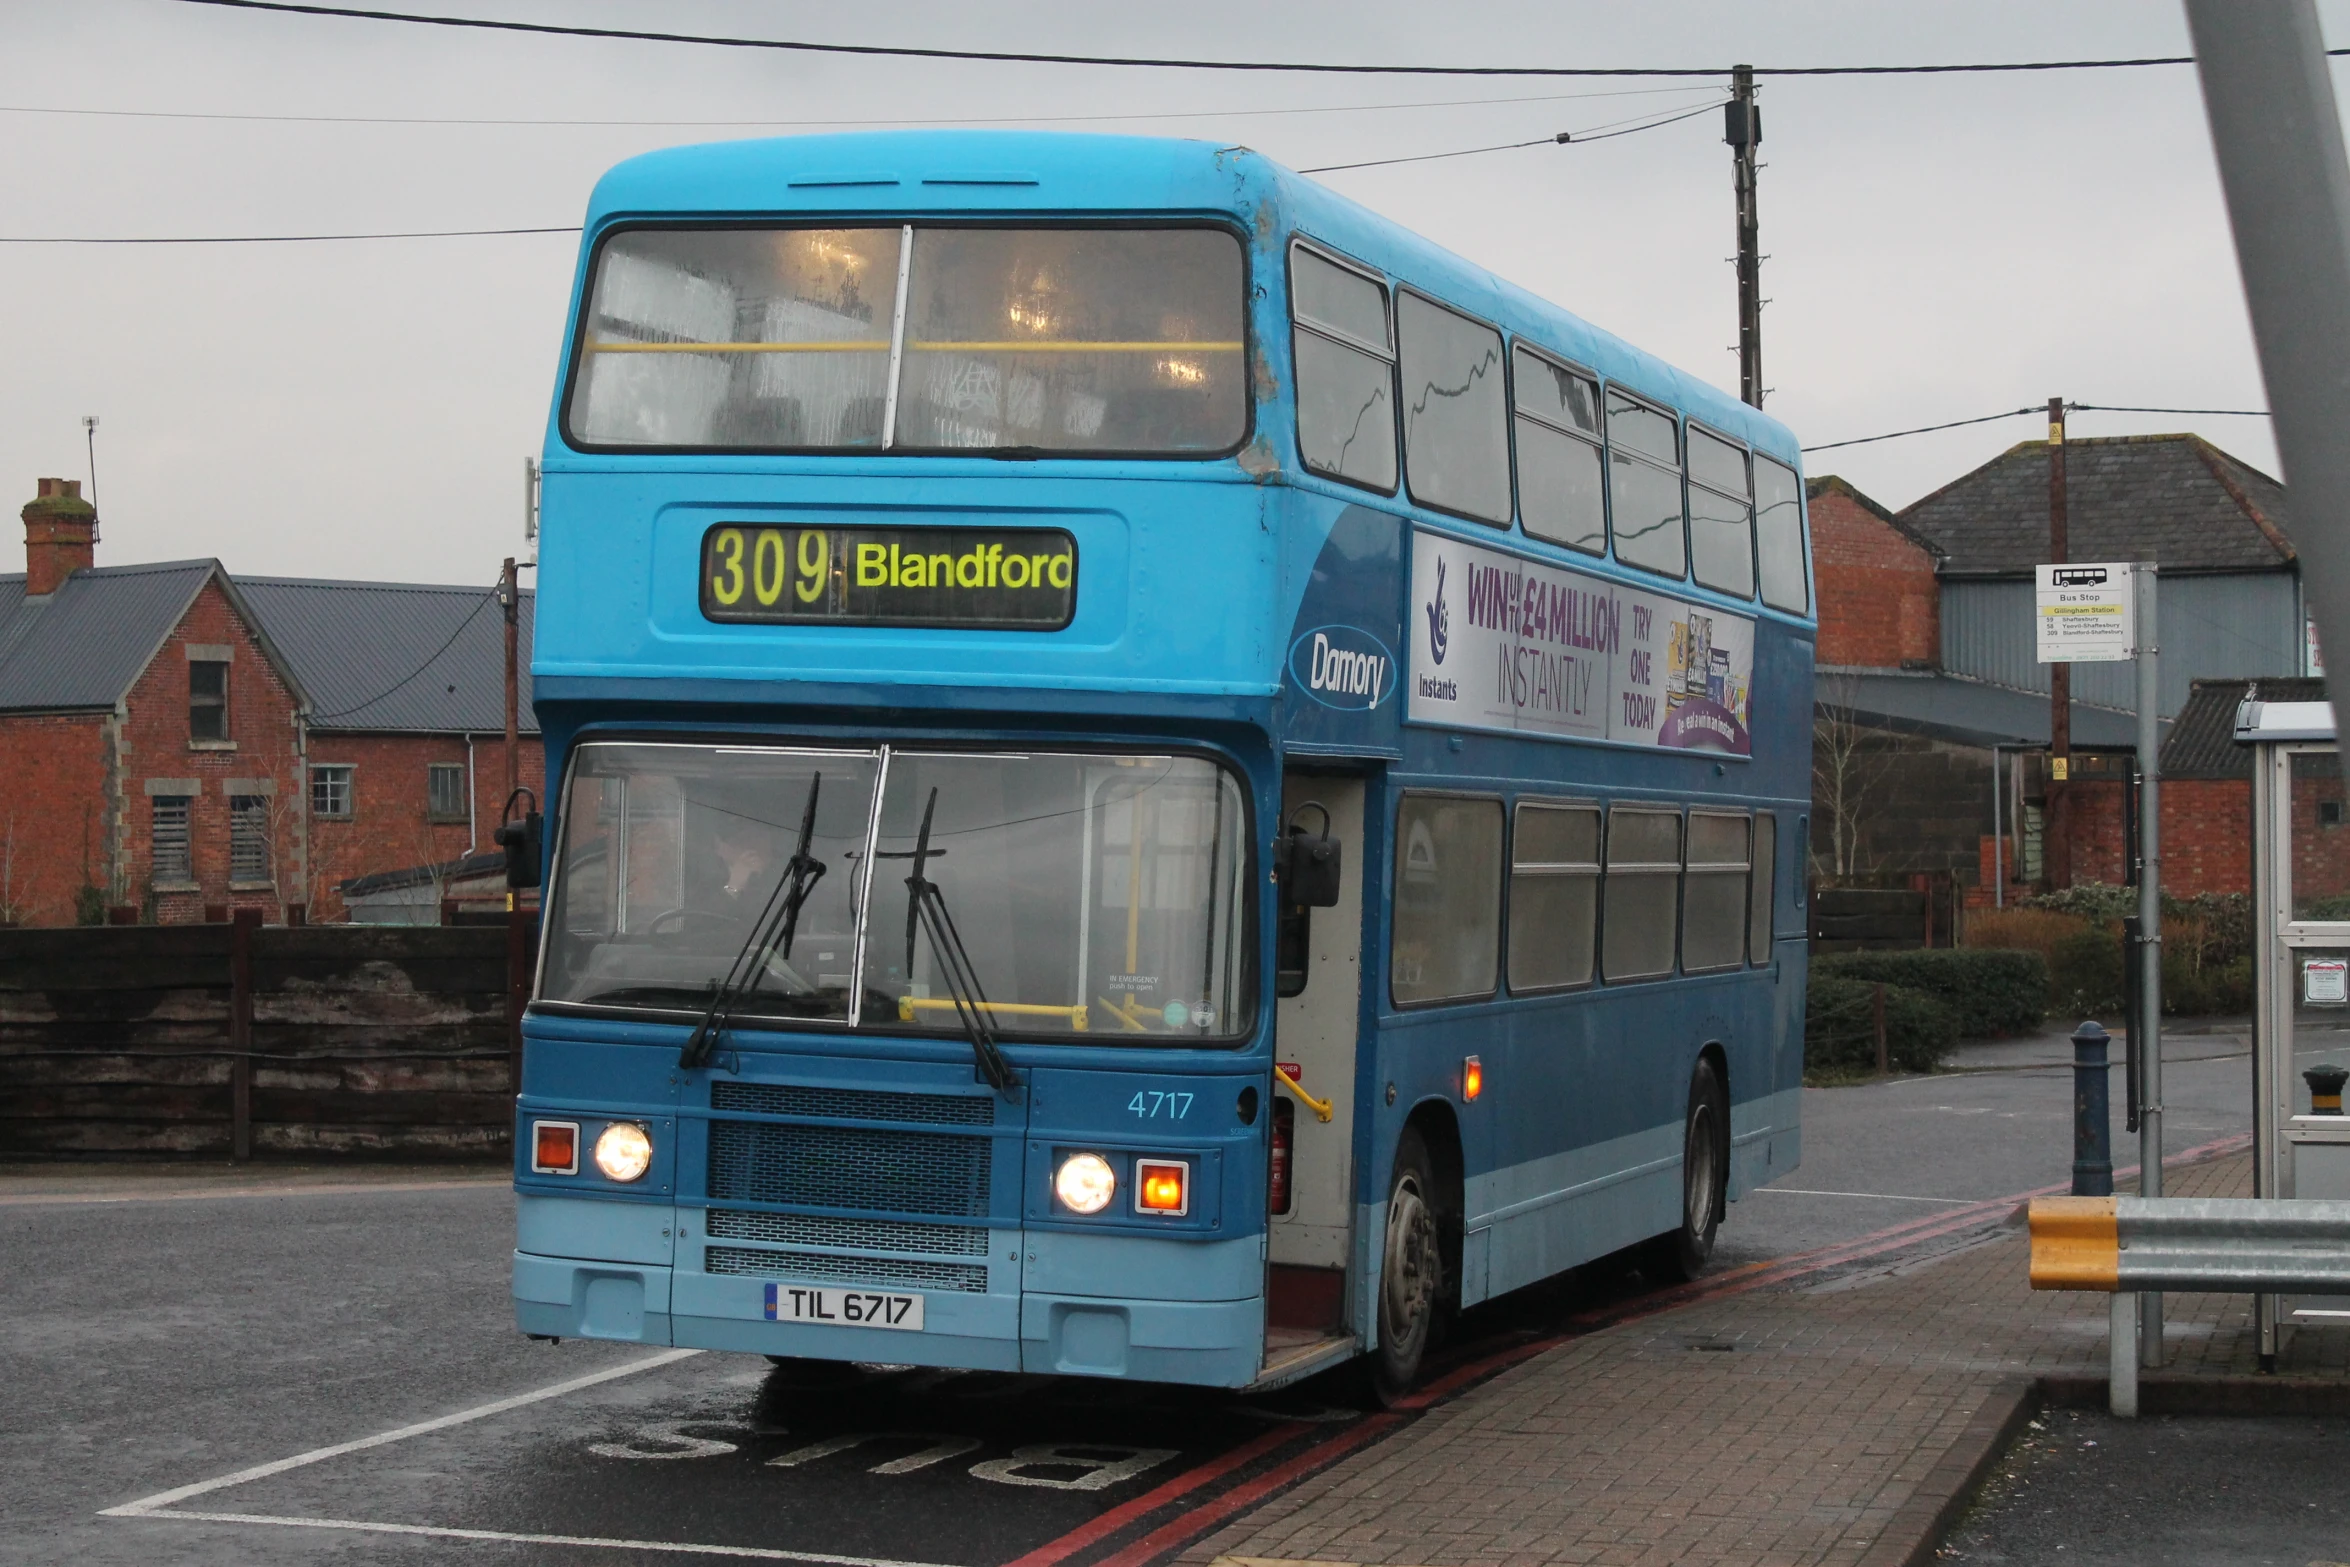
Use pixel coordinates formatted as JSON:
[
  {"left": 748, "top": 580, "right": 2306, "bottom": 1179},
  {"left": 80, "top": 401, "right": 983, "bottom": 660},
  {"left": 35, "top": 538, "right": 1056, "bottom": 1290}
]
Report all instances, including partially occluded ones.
[
  {"left": 1085, "top": 1413, "right": 1403, "bottom": 1567},
  {"left": 998, "top": 1422, "right": 1305, "bottom": 1567}
]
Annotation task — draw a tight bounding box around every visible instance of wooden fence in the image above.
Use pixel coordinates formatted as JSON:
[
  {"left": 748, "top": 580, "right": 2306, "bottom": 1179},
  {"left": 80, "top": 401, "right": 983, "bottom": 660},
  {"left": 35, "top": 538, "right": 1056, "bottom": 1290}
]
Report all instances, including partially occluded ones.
[{"left": 0, "top": 919, "right": 531, "bottom": 1160}]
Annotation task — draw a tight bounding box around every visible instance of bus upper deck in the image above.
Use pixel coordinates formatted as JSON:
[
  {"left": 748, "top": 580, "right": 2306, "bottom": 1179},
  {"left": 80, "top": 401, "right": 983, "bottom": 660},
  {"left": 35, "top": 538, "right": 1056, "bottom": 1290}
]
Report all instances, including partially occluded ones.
[{"left": 515, "top": 130, "right": 1815, "bottom": 1396}]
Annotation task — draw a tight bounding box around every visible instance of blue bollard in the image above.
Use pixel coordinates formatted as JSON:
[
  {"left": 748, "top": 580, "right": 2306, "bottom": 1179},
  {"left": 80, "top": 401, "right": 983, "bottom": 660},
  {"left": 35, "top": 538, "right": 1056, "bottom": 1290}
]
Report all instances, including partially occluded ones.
[{"left": 2073, "top": 1020, "right": 2114, "bottom": 1197}]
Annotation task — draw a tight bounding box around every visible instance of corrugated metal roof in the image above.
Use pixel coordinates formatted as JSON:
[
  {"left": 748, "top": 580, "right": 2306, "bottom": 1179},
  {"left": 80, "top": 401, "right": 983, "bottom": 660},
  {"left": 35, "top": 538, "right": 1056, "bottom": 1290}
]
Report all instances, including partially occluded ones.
[
  {"left": 236, "top": 576, "right": 537, "bottom": 734},
  {"left": 1899, "top": 434, "right": 2295, "bottom": 577},
  {"left": 0, "top": 561, "right": 214, "bottom": 711},
  {"left": 2160, "top": 675, "right": 2326, "bottom": 778}
]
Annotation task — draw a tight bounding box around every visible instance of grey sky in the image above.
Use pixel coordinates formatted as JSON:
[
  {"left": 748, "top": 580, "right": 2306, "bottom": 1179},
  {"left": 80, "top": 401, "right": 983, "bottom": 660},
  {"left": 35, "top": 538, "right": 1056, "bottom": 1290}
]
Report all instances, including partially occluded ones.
[{"left": 2, "top": 1, "right": 2341, "bottom": 584}]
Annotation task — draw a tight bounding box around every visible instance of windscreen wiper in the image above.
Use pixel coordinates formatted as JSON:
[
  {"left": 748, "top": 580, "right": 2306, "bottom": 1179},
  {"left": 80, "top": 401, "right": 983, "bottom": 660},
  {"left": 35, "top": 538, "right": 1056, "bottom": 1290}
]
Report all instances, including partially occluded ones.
[
  {"left": 680, "top": 775, "right": 827, "bottom": 1071},
  {"left": 890, "top": 787, "right": 1017, "bottom": 1093}
]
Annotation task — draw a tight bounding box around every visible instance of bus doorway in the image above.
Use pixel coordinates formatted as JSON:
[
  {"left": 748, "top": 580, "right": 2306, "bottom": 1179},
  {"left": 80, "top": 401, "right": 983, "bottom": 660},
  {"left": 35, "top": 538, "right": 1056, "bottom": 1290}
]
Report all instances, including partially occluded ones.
[{"left": 1266, "top": 774, "right": 1364, "bottom": 1377}]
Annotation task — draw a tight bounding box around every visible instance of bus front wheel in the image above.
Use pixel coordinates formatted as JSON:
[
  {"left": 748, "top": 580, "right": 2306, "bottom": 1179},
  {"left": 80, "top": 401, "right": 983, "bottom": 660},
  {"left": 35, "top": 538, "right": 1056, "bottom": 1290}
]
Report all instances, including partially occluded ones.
[
  {"left": 1371, "top": 1126, "right": 1443, "bottom": 1400},
  {"left": 1647, "top": 1057, "right": 1727, "bottom": 1283}
]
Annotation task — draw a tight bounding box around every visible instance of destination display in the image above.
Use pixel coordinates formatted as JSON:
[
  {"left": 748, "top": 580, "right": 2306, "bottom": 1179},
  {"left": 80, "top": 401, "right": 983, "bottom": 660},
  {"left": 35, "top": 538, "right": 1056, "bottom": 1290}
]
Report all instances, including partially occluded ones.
[
  {"left": 701, "top": 524, "right": 1077, "bottom": 629},
  {"left": 1407, "top": 530, "right": 1755, "bottom": 756}
]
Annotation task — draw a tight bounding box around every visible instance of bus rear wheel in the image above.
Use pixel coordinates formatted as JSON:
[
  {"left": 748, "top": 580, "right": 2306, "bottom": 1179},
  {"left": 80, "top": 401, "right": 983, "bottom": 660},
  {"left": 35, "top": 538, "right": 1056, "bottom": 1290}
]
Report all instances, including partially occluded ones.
[
  {"left": 1370, "top": 1126, "right": 1443, "bottom": 1402},
  {"left": 1647, "top": 1057, "right": 1727, "bottom": 1284}
]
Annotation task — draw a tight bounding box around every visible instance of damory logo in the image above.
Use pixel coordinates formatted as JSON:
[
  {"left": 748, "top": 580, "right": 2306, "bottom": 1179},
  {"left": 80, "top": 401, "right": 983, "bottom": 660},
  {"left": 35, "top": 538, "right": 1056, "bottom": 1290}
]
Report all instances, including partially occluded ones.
[
  {"left": 1288, "top": 626, "right": 1397, "bottom": 710},
  {"left": 1425, "top": 556, "right": 1450, "bottom": 664}
]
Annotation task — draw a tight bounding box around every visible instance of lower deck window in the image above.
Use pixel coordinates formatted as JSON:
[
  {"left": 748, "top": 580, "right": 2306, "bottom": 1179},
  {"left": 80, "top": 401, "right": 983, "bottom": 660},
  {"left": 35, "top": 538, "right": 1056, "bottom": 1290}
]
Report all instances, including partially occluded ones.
[
  {"left": 1749, "top": 813, "right": 1777, "bottom": 964},
  {"left": 1391, "top": 794, "right": 1503, "bottom": 1005},
  {"left": 1508, "top": 801, "right": 1599, "bottom": 993},
  {"left": 1602, "top": 807, "right": 1681, "bottom": 982},
  {"left": 1681, "top": 812, "right": 1750, "bottom": 973}
]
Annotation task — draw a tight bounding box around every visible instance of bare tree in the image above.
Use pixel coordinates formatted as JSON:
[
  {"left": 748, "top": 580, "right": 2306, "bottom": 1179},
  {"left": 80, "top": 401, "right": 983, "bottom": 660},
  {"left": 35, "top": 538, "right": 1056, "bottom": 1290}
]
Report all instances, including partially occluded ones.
[{"left": 1812, "top": 674, "right": 1904, "bottom": 883}]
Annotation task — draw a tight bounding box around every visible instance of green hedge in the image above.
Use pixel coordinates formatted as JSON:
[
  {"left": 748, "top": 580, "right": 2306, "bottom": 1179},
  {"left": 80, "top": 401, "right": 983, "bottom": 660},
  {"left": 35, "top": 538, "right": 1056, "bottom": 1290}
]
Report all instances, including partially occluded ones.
[
  {"left": 1805, "top": 975, "right": 1956, "bottom": 1077},
  {"left": 1814, "top": 948, "right": 2048, "bottom": 1039}
]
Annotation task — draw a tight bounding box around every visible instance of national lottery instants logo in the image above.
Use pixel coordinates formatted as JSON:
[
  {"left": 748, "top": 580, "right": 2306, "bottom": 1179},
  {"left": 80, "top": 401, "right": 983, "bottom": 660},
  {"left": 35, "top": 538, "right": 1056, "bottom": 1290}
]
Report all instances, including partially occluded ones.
[
  {"left": 1425, "top": 557, "right": 1450, "bottom": 664},
  {"left": 1288, "top": 626, "right": 1397, "bottom": 710}
]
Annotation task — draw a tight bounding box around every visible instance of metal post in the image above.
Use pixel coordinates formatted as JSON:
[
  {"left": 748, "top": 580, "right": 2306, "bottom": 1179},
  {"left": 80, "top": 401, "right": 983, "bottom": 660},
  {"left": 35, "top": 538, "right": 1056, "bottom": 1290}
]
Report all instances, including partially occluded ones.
[
  {"left": 2072, "top": 1020, "right": 2114, "bottom": 1196},
  {"left": 2111, "top": 1291, "right": 2140, "bottom": 1417},
  {"left": 2136, "top": 562, "right": 2165, "bottom": 1364},
  {"left": 2186, "top": 2, "right": 2350, "bottom": 744},
  {"left": 1726, "top": 65, "right": 1763, "bottom": 408},
  {"left": 1993, "top": 744, "right": 2006, "bottom": 908},
  {"left": 2047, "top": 399, "right": 2073, "bottom": 890}
]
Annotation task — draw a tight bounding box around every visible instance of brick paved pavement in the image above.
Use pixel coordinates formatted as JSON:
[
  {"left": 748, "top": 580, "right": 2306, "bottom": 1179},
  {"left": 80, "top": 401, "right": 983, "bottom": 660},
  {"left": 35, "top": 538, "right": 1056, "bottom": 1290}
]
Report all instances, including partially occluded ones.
[{"left": 1184, "top": 1146, "right": 2345, "bottom": 1567}]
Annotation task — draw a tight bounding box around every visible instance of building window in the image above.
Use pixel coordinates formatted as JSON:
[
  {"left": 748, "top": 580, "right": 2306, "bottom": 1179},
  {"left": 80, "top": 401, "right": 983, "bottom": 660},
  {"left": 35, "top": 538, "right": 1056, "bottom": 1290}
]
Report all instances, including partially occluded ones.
[
  {"left": 189, "top": 660, "right": 229, "bottom": 741},
  {"left": 427, "top": 763, "right": 467, "bottom": 822},
  {"left": 151, "top": 796, "right": 193, "bottom": 885},
  {"left": 229, "top": 795, "right": 270, "bottom": 885},
  {"left": 311, "top": 764, "right": 353, "bottom": 819}
]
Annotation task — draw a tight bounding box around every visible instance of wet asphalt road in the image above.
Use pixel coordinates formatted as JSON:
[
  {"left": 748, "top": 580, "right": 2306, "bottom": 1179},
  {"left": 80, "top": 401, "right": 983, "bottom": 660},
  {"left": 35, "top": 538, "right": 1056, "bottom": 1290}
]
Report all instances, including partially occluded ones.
[{"left": 2, "top": 1023, "right": 2261, "bottom": 1566}]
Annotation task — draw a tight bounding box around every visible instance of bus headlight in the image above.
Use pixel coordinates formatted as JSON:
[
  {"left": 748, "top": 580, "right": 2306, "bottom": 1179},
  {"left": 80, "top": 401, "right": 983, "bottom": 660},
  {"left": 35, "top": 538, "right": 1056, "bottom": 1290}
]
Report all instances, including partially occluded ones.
[
  {"left": 594, "top": 1122, "right": 654, "bottom": 1183},
  {"left": 1054, "top": 1152, "right": 1116, "bottom": 1214}
]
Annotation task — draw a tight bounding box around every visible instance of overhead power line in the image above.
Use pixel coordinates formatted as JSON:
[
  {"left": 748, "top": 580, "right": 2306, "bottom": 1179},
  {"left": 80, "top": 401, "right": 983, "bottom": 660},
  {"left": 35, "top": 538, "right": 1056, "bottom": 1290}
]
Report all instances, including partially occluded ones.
[
  {"left": 1802, "top": 401, "right": 2271, "bottom": 454},
  {"left": 1301, "top": 99, "right": 1721, "bottom": 173},
  {"left": 176, "top": 0, "right": 2350, "bottom": 78},
  {"left": 0, "top": 83, "right": 1718, "bottom": 130}
]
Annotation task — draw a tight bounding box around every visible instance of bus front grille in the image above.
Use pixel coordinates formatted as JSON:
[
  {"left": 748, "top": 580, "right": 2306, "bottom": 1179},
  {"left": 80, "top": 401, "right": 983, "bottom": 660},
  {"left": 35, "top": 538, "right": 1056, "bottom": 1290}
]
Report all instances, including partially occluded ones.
[
  {"left": 707, "top": 1120, "right": 991, "bottom": 1218},
  {"left": 706, "top": 1208, "right": 989, "bottom": 1256},
  {"left": 711, "top": 1081, "right": 994, "bottom": 1127},
  {"left": 704, "top": 1246, "right": 989, "bottom": 1294}
]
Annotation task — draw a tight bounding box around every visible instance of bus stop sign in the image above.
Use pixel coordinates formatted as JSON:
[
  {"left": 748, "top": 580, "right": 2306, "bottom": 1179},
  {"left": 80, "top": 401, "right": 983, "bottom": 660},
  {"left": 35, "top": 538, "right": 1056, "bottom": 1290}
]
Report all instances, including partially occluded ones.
[{"left": 2036, "top": 563, "right": 2138, "bottom": 663}]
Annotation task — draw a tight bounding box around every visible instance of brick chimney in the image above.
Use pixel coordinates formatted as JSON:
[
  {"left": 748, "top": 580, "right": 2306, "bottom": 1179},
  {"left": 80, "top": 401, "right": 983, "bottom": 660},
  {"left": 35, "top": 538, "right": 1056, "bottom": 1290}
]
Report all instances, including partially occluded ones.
[{"left": 23, "top": 477, "right": 96, "bottom": 596}]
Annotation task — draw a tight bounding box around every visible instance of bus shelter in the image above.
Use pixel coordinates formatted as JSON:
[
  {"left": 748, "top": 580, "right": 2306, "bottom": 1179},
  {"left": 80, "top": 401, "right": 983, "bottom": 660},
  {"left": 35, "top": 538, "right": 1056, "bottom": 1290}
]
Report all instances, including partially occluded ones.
[{"left": 2239, "top": 695, "right": 2350, "bottom": 1354}]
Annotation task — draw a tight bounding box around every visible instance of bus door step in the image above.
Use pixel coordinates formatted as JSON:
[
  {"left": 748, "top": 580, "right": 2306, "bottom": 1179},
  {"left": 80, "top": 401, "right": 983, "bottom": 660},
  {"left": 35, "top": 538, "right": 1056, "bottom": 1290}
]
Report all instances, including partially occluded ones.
[{"left": 1246, "top": 1329, "right": 1359, "bottom": 1393}]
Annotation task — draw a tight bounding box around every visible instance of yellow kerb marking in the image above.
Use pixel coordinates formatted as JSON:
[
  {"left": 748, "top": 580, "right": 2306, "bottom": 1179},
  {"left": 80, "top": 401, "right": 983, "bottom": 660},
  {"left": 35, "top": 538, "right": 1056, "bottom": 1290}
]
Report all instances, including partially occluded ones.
[{"left": 2028, "top": 1196, "right": 2119, "bottom": 1290}]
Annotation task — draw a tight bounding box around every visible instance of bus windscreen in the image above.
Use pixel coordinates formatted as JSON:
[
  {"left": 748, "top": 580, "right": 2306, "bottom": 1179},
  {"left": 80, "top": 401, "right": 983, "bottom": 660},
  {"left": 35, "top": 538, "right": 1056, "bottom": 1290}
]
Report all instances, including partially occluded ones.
[
  {"left": 540, "top": 743, "right": 1253, "bottom": 1042},
  {"left": 565, "top": 226, "right": 1246, "bottom": 456}
]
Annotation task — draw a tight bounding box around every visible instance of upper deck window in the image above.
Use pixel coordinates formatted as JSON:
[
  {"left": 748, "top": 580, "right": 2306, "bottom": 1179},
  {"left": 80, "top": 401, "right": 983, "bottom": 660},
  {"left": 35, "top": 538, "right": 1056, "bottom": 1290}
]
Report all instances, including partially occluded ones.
[
  {"left": 1606, "top": 389, "right": 1687, "bottom": 579},
  {"left": 1754, "top": 456, "right": 1810, "bottom": 614},
  {"left": 565, "top": 226, "right": 1246, "bottom": 456},
  {"left": 1686, "top": 426, "right": 1756, "bottom": 599},
  {"left": 1512, "top": 348, "right": 1605, "bottom": 556},
  {"left": 1290, "top": 244, "right": 1398, "bottom": 492},
  {"left": 1397, "top": 292, "right": 1510, "bottom": 526}
]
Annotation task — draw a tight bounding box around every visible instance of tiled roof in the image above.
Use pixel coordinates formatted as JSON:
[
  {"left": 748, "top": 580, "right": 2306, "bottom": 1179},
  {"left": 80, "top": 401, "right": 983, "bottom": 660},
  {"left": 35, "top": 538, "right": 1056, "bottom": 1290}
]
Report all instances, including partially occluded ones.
[
  {"left": 2159, "top": 675, "right": 2326, "bottom": 779},
  {"left": 0, "top": 564, "right": 534, "bottom": 732},
  {"left": 0, "top": 560, "right": 224, "bottom": 712},
  {"left": 1898, "top": 434, "right": 2294, "bottom": 577},
  {"left": 237, "top": 576, "right": 537, "bottom": 735}
]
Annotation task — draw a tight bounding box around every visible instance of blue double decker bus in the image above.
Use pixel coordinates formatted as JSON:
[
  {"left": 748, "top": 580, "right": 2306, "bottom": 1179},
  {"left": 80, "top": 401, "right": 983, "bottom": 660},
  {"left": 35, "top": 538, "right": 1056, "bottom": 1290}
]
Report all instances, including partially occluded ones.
[{"left": 512, "top": 130, "right": 1814, "bottom": 1397}]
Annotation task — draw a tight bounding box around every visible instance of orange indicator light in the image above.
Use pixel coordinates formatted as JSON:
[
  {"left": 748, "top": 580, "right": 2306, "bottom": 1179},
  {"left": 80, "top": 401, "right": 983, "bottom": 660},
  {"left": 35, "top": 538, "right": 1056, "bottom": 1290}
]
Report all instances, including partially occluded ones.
[
  {"left": 1135, "top": 1158, "right": 1190, "bottom": 1216},
  {"left": 1463, "top": 1056, "right": 1484, "bottom": 1102},
  {"left": 532, "top": 1119, "right": 579, "bottom": 1175}
]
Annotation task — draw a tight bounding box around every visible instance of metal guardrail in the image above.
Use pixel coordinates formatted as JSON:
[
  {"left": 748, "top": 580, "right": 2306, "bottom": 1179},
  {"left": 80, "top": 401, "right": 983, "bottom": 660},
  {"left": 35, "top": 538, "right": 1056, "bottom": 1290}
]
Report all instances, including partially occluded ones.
[
  {"left": 2030, "top": 1195, "right": 2350, "bottom": 1417},
  {"left": 2030, "top": 1196, "right": 2350, "bottom": 1295}
]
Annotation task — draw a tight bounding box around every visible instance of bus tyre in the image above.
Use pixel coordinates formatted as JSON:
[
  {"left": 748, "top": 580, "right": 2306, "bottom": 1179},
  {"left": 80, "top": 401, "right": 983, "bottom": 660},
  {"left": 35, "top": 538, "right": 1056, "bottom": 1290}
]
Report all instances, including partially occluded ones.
[
  {"left": 1648, "top": 1057, "right": 1728, "bottom": 1283},
  {"left": 1371, "top": 1126, "right": 1443, "bottom": 1402}
]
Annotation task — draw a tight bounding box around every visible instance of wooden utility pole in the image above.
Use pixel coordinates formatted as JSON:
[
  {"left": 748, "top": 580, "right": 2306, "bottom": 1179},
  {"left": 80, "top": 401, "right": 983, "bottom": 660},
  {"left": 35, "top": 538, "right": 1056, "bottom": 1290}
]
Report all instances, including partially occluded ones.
[
  {"left": 2046, "top": 397, "right": 2073, "bottom": 889},
  {"left": 500, "top": 557, "right": 519, "bottom": 810},
  {"left": 1727, "top": 65, "right": 1764, "bottom": 408}
]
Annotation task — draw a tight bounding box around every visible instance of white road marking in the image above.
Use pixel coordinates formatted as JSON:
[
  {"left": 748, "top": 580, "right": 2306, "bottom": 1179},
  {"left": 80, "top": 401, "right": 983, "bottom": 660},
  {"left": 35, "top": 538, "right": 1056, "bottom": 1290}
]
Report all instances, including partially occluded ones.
[
  {"left": 130, "top": 1510, "right": 965, "bottom": 1565},
  {"left": 102, "top": 1348, "right": 701, "bottom": 1516},
  {"left": 1753, "top": 1187, "right": 1978, "bottom": 1205}
]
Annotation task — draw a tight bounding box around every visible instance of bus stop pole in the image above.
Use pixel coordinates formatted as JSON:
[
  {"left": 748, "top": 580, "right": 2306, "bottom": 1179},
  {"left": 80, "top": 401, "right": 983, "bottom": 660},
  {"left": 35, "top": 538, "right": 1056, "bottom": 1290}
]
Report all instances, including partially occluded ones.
[{"left": 2136, "top": 563, "right": 2164, "bottom": 1364}]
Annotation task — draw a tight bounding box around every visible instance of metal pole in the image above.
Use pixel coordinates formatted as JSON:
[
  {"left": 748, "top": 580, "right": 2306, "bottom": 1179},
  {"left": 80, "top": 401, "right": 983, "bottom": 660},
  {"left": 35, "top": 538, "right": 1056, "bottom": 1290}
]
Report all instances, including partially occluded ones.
[
  {"left": 2185, "top": 1, "right": 2350, "bottom": 743},
  {"left": 2136, "top": 562, "right": 2165, "bottom": 1365},
  {"left": 1993, "top": 745, "right": 2006, "bottom": 908},
  {"left": 2072, "top": 1020, "right": 2114, "bottom": 1196},
  {"left": 1726, "top": 65, "right": 1763, "bottom": 408},
  {"left": 2047, "top": 398, "right": 2073, "bottom": 890},
  {"left": 2111, "top": 1291, "right": 2140, "bottom": 1417}
]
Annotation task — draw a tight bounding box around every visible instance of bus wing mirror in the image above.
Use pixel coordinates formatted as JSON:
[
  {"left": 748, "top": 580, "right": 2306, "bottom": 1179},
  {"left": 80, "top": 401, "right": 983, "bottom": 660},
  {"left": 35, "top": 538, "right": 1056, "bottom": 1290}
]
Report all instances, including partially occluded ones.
[
  {"left": 494, "top": 810, "right": 544, "bottom": 889},
  {"left": 1276, "top": 827, "right": 1342, "bottom": 909}
]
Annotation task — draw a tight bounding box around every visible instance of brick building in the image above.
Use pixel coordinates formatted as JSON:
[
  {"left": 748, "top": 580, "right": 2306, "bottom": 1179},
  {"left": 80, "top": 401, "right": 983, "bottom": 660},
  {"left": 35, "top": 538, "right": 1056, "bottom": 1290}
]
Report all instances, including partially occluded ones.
[
  {"left": 1809, "top": 434, "right": 2313, "bottom": 897},
  {"left": 0, "top": 478, "right": 540, "bottom": 926}
]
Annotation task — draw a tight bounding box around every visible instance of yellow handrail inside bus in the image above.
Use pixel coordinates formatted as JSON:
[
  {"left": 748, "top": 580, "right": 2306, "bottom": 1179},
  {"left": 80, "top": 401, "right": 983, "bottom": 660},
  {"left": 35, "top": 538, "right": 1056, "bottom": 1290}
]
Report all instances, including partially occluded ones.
[
  {"left": 897, "top": 996, "right": 1089, "bottom": 1031},
  {"left": 586, "top": 339, "right": 1243, "bottom": 354},
  {"left": 1095, "top": 994, "right": 1151, "bottom": 1033},
  {"left": 1274, "top": 1063, "right": 1334, "bottom": 1123}
]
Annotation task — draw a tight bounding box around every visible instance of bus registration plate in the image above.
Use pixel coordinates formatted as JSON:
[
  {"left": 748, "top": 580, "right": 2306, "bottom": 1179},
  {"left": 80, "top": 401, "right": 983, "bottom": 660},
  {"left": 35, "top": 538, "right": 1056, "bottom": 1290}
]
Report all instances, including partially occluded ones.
[{"left": 763, "top": 1281, "right": 925, "bottom": 1331}]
